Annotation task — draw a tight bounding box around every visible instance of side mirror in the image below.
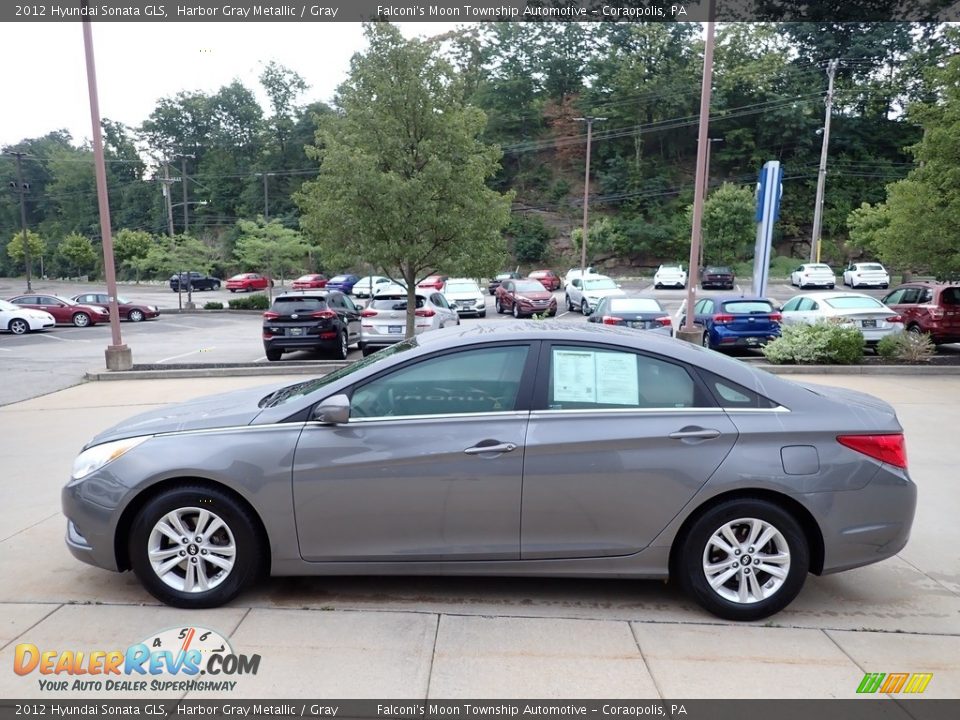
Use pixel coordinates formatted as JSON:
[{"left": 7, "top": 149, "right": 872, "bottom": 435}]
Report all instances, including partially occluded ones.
[{"left": 312, "top": 394, "right": 351, "bottom": 425}]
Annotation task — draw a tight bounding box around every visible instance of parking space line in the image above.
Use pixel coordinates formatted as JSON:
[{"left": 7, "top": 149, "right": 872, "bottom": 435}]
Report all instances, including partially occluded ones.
[
  {"left": 37, "top": 333, "right": 69, "bottom": 342},
  {"left": 161, "top": 322, "right": 203, "bottom": 330},
  {"left": 156, "top": 349, "right": 206, "bottom": 363}
]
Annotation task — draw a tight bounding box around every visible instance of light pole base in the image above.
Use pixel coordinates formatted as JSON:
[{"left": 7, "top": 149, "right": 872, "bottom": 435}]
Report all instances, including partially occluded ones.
[
  {"left": 105, "top": 345, "right": 133, "bottom": 371},
  {"left": 675, "top": 328, "right": 704, "bottom": 346}
]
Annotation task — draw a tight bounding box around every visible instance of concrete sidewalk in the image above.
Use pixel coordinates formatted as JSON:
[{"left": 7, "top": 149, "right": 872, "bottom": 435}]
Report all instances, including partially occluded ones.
[{"left": 0, "top": 375, "right": 958, "bottom": 700}]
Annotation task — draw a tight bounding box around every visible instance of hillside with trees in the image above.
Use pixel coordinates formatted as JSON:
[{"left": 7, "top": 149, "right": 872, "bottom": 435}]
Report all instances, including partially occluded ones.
[{"left": 1, "top": 21, "right": 955, "bottom": 282}]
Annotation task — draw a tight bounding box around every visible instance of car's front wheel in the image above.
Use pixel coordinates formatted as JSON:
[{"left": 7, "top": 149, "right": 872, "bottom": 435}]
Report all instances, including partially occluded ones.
[
  {"left": 72, "top": 312, "right": 91, "bottom": 328},
  {"left": 675, "top": 499, "right": 809, "bottom": 621},
  {"left": 512, "top": 303, "right": 521, "bottom": 318},
  {"left": 581, "top": 300, "right": 591, "bottom": 315},
  {"left": 128, "top": 485, "right": 262, "bottom": 608},
  {"left": 8, "top": 318, "right": 29, "bottom": 335},
  {"left": 495, "top": 298, "right": 504, "bottom": 314},
  {"left": 128, "top": 309, "right": 144, "bottom": 322}
]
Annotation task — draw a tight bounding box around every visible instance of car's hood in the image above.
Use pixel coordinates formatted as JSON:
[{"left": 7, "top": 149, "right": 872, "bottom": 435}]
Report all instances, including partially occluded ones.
[
  {"left": 446, "top": 291, "right": 482, "bottom": 301},
  {"left": 515, "top": 291, "right": 554, "bottom": 300},
  {"left": 85, "top": 382, "right": 291, "bottom": 447}
]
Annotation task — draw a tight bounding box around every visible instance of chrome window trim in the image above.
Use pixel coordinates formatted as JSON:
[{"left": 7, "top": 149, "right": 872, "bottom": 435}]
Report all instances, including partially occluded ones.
[
  {"left": 345, "top": 410, "right": 530, "bottom": 424},
  {"left": 532, "top": 407, "right": 724, "bottom": 416}
]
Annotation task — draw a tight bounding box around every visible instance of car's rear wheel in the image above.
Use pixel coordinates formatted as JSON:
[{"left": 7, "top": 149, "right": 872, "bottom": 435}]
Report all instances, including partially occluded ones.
[
  {"left": 129, "top": 485, "right": 261, "bottom": 609},
  {"left": 675, "top": 499, "right": 809, "bottom": 621},
  {"left": 907, "top": 323, "right": 924, "bottom": 336},
  {"left": 701, "top": 331, "right": 710, "bottom": 348},
  {"left": 72, "top": 312, "right": 91, "bottom": 328},
  {"left": 128, "top": 309, "right": 144, "bottom": 322},
  {"left": 265, "top": 348, "right": 283, "bottom": 361},
  {"left": 331, "top": 330, "right": 348, "bottom": 360},
  {"left": 8, "top": 318, "right": 29, "bottom": 335},
  {"left": 566, "top": 295, "right": 574, "bottom": 311},
  {"left": 495, "top": 298, "right": 504, "bottom": 314}
]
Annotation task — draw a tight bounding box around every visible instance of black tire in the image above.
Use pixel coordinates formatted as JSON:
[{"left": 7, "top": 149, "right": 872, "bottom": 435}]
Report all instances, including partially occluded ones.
[
  {"left": 128, "top": 309, "right": 144, "bottom": 323},
  {"left": 213, "top": 283, "right": 221, "bottom": 291},
  {"left": 882, "top": 284, "right": 889, "bottom": 289},
  {"left": 674, "top": 498, "right": 809, "bottom": 621},
  {"left": 72, "top": 312, "right": 91, "bottom": 328},
  {"left": 907, "top": 323, "right": 923, "bottom": 336},
  {"left": 828, "top": 284, "right": 835, "bottom": 289},
  {"left": 229, "top": 289, "right": 237, "bottom": 293},
  {"left": 654, "top": 283, "right": 662, "bottom": 290},
  {"left": 331, "top": 330, "right": 348, "bottom": 360},
  {"left": 495, "top": 298, "right": 504, "bottom": 314},
  {"left": 566, "top": 295, "right": 575, "bottom": 311},
  {"left": 8, "top": 318, "right": 29, "bottom": 335},
  {"left": 512, "top": 303, "right": 521, "bottom": 318},
  {"left": 581, "top": 300, "right": 591, "bottom": 316},
  {"left": 478, "top": 311, "right": 487, "bottom": 318},
  {"left": 128, "top": 484, "right": 262, "bottom": 609},
  {"left": 701, "top": 331, "right": 710, "bottom": 348},
  {"left": 265, "top": 348, "right": 283, "bottom": 361}
]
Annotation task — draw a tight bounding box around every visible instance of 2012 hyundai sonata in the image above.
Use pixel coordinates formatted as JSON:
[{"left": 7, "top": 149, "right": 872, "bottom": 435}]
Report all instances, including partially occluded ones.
[{"left": 63, "top": 322, "right": 916, "bottom": 620}]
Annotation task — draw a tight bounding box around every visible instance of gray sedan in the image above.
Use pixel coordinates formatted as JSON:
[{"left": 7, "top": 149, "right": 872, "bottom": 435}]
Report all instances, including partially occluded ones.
[{"left": 63, "top": 322, "right": 915, "bottom": 620}]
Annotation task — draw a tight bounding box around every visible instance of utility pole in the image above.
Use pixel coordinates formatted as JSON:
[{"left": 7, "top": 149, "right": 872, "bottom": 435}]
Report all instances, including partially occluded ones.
[
  {"left": 162, "top": 162, "right": 175, "bottom": 237},
  {"left": 573, "top": 116, "right": 606, "bottom": 277},
  {"left": 259, "top": 172, "right": 274, "bottom": 220},
  {"left": 180, "top": 155, "right": 192, "bottom": 233},
  {"left": 810, "top": 59, "right": 838, "bottom": 263},
  {"left": 679, "top": 0, "right": 717, "bottom": 341},
  {"left": 698, "top": 137, "right": 723, "bottom": 270},
  {"left": 7, "top": 152, "right": 32, "bottom": 292}
]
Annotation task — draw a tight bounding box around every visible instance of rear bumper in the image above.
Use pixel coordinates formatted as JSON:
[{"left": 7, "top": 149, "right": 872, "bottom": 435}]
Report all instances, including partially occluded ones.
[
  {"left": 264, "top": 336, "right": 337, "bottom": 352},
  {"left": 710, "top": 328, "right": 779, "bottom": 348}
]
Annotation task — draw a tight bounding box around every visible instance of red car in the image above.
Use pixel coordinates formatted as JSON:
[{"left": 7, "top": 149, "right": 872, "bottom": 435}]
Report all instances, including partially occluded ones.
[
  {"left": 882, "top": 282, "right": 960, "bottom": 344},
  {"left": 527, "top": 269, "right": 561, "bottom": 291},
  {"left": 8, "top": 294, "right": 108, "bottom": 327},
  {"left": 226, "top": 273, "right": 273, "bottom": 292},
  {"left": 418, "top": 274, "right": 448, "bottom": 291},
  {"left": 72, "top": 293, "right": 160, "bottom": 322},
  {"left": 494, "top": 278, "right": 557, "bottom": 318},
  {"left": 292, "top": 274, "right": 328, "bottom": 290}
]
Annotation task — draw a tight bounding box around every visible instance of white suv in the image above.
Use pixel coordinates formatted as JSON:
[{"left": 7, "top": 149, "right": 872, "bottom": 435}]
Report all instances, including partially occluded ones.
[
  {"left": 563, "top": 266, "right": 596, "bottom": 290},
  {"left": 565, "top": 274, "right": 625, "bottom": 315}
]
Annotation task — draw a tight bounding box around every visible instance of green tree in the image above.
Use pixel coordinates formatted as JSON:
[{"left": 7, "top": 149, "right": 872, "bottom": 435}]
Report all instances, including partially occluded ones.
[
  {"left": 297, "top": 23, "right": 512, "bottom": 337},
  {"left": 699, "top": 183, "right": 756, "bottom": 266},
  {"left": 6, "top": 230, "right": 45, "bottom": 274},
  {"left": 141, "top": 234, "right": 217, "bottom": 278},
  {"left": 508, "top": 215, "right": 552, "bottom": 264},
  {"left": 57, "top": 233, "right": 98, "bottom": 278},
  {"left": 233, "top": 217, "right": 308, "bottom": 286},
  {"left": 845, "top": 202, "right": 889, "bottom": 257},
  {"left": 113, "top": 229, "right": 154, "bottom": 281}
]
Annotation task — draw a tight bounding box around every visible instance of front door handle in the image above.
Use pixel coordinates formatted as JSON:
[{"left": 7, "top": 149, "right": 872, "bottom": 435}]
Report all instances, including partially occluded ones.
[
  {"left": 669, "top": 428, "right": 721, "bottom": 440},
  {"left": 464, "top": 442, "right": 517, "bottom": 455}
]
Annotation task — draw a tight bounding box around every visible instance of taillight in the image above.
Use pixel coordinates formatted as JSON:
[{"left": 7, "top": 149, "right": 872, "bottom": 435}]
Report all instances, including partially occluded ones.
[
  {"left": 415, "top": 308, "right": 436, "bottom": 317},
  {"left": 837, "top": 434, "right": 907, "bottom": 469},
  {"left": 713, "top": 313, "right": 735, "bottom": 324},
  {"left": 262, "top": 311, "right": 279, "bottom": 320},
  {"left": 602, "top": 315, "right": 623, "bottom": 325},
  {"left": 656, "top": 316, "right": 672, "bottom": 327},
  {"left": 360, "top": 309, "right": 378, "bottom": 317},
  {"left": 885, "top": 315, "right": 902, "bottom": 323},
  {"left": 769, "top": 312, "right": 782, "bottom": 323},
  {"left": 310, "top": 310, "right": 336, "bottom": 319}
]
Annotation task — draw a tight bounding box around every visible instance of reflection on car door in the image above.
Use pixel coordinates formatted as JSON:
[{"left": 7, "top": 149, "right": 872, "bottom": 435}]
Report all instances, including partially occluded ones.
[
  {"left": 520, "top": 343, "right": 737, "bottom": 559},
  {"left": 292, "top": 343, "right": 536, "bottom": 562}
]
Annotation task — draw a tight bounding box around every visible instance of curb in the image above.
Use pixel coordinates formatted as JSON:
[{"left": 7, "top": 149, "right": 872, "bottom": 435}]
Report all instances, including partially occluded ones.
[
  {"left": 85, "top": 362, "right": 347, "bottom": 381},
  {"left": 745, "top": 363, "right": 960, "bottom": 375}
]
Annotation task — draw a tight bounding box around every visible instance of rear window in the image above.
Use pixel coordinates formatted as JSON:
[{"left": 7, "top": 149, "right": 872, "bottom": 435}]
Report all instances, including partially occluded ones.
[
  {"left": 809, "top": 265, "right": 832, "bottom": 271},
  {"left": 330, "top": 275, "right": 350, "bottom": 282},
  {"left": 722, "top": 301, "right": 775, "bottom": 314},
  {"left": 941, "top": 287, "right": 960, "bottom": 306},
  {"left": 704, "top": 267, "right": 731, "bottom": 274},
  {"left": 860, "top": 264, "right": 884, "bottom": 271},
  {"left": 272, "top": 296, "right": 327, "bottom": 311},
  {"left": 607, "top": 298, "right": 663, "bottom": 313},
  {"left": 370, "top": 296, "right": 426, "bottom": 310},
  {"left": 823, "top": 297, "right": 884, "bottom": 310}
]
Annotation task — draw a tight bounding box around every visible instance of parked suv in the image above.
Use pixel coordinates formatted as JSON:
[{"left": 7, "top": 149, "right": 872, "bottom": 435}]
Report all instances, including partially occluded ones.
[
  {"left": 169, "top": 272, "right": 221, "bottom": 292},
  {"left": 262, "top": 290, "right": 361, "bottom": 361},
  {"left": 882, "top": 282, "right": 960, "bottom": 344}
]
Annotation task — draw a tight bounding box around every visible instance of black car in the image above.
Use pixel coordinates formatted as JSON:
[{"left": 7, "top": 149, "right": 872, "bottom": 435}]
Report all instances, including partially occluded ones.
[
  {"left": 700, "top": 266, "right": 735, "bottom": 290},
  {"left": 487, "top": 271, "right": 521, "bottom": 295},
  {"left": 169, "top": 272, "right": 221, "bottom": 292},
  {"left": 262, "top": 291, "right": 361, "bottom": 361}
]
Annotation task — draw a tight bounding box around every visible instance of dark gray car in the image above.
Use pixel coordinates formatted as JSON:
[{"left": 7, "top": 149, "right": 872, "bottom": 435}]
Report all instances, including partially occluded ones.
[{"left": 62, "top": 322, "right": 915, "bottom": 620}]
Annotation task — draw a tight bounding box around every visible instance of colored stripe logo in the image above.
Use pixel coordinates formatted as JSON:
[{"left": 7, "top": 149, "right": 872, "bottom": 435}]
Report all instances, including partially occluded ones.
[{"left": 857, "top": 672, "right": 933, "bottom": 694}]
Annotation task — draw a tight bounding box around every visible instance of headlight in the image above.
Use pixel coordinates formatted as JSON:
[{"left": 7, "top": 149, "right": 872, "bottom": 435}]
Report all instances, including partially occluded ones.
[{"left": 71, "top": 436, "right": 150, "bottom": 480}]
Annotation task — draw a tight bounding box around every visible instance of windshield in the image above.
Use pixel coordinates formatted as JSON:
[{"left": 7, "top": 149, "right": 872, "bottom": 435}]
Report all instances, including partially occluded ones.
[
  {"left": 607, "top": 298, "right": 663, "bottom": 313},
  {"left": 514, "top": 281, "right": 546, "bottom": 292},
  {"left": 261, "top": 339, "right": 418, "bottom": 408},
  {"left": 860, "top": 264, "right": 884, "bottom": 271},
  {"left": 583, "top": 278, "right": 618, "bottom": 291},
  {"left": 445, "top": 282, "right": 479, "bottom": 293},
  {"left": 823, "top": 296, "right": 884, "bottom": 310}
]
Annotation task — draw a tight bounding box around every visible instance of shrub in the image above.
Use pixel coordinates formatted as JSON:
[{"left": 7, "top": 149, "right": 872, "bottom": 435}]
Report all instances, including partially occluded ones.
[
  {"left": 763, "top": 323, "right": 865, "bottom": 364},
  {"left": 876, "top": 331, "right": 935, "bottom": 363},
  {"left": 203, "top": 301, "right": 224, "bottom": 310},
  {"left": 228, "top": 294, "right": 270, "bottom": 310}
]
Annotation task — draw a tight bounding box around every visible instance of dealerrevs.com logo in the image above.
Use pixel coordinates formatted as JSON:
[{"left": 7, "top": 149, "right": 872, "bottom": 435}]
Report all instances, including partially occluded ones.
[{"left": 13, "top": 626, "right": 260, "bottom": 693}]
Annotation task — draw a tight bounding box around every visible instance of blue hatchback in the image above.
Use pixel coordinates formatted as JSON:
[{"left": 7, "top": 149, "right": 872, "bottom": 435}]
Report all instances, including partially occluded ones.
[{"left": 687, "top": 295, "right": 782, "bottom": 351}]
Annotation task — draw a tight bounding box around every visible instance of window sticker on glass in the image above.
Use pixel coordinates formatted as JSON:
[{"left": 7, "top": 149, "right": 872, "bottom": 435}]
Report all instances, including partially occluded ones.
[
  {"left": 596, "top": 352, "right": 639, "bottom": 405},
  {"left": 552, "top": 349, "right": 597, "bottom": 403}
]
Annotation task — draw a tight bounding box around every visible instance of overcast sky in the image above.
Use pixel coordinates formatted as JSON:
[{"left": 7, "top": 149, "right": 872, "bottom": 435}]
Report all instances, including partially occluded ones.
[{"left": 1, "top": 22, "right": 462, "bottom": 148}]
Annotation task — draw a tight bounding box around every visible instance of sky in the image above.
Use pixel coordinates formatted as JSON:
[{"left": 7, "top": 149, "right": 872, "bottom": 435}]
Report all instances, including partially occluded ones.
[{"left": 0, "top": 22, "right": 462, "bottom": 148}]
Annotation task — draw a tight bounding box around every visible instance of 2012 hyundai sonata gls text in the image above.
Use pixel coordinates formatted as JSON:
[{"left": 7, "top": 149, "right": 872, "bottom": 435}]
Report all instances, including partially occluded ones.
[{"left": 63, "top": 322, "right": 916, "bottom": 620}]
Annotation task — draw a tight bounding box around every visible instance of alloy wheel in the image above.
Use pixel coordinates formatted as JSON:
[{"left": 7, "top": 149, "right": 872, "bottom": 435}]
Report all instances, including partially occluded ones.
[
  {"left": 73, "top": 313, "right": 90, "bottom": 327},
  {"left": 701, "top": 517, "right": 791, "bottom": 605},
  {"left": 147, "top": 507, "right": 236, "bottom": 593},
  {"left": 128, "top": 309, "right": 144, "bottom": 322},
  {"left": 9, "top": 319, "right": 28, "bottom": 335}
]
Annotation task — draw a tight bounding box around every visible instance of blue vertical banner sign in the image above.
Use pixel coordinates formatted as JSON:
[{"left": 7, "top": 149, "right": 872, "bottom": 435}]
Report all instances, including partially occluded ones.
[{"left": 752, "top": 161, "right": 783, "bottom": 298}]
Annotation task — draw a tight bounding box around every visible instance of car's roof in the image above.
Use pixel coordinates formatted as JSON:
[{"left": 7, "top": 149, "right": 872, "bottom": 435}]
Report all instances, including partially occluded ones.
[
  {"left": 276, "top": 290, "right": 330, "bottom": 299},
  {"left": 709, "top": 295, "right": 772, "bottom": 303}
]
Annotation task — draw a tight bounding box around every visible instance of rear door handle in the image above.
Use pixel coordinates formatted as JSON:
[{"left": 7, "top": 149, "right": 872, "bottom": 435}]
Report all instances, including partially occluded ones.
[
  {"left": 464, "top": 442, "right": 517, "bottom": 455},
  {"left": 669, "top": 428, "right": 721, "bottom": 440}
]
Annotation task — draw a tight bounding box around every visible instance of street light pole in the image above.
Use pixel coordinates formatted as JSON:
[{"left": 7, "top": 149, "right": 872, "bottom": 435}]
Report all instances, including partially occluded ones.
[
  {"left": 810, "top": 59, "right": 838, "bottom": 263},
  {"left": 573, "top": 116, "right": 606, "bottom": 277},
  {"left": 698, "top": 137, "right": 723, "bottom": 269}
]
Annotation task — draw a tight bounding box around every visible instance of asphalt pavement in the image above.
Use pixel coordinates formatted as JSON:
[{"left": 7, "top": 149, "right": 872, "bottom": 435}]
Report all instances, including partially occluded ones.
[{"left": 0, "top": 373, "right": 957, "bottom": 700}]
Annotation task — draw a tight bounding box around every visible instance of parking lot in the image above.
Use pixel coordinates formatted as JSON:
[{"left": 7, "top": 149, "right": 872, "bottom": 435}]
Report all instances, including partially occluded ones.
[{"left": 0, "top": 276, "right": 907, "bottom": 407}]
